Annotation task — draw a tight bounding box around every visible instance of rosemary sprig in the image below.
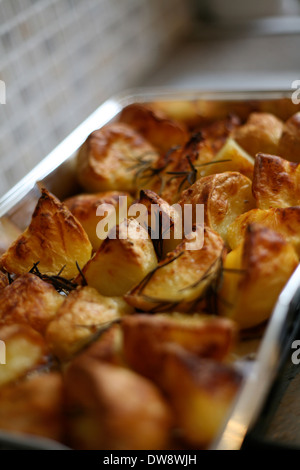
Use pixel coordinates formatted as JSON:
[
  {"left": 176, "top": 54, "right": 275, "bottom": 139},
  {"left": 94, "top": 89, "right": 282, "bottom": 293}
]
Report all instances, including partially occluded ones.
[
  {"left": 128, "top": 147, "right": 181, "bottom": 195},
  {"left": 147, "top": 210, "right": 165, "bottom": 260},
  {"left": 194, "top": 159, "right": 232, "bottom": 169},
  {"left": 75, "top": 261, "right": 88, "bottom": 286},
  {"left": 166, "top": 157, "right": 233, "bottom": 193},
  {"left": 29, "top": 262, "right": 78, "bottom": 294},
  {"left": 166, "top": 155, "right": 198, "bottom": 193},
  {"left": 7, "top": 272, "right": 13, "bottom": 285},
  {"left": 127, "top": 151, "right": 158, "bottom": 173}
]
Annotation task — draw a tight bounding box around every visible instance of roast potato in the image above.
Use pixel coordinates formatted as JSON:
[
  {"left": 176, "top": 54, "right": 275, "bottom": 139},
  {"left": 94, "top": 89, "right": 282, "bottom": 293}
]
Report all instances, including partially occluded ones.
[
  {"left": 218, "top": 224, "right": 299, "bottom": 330},
  {"left": 0, "top": 273, "right": 64, "bottom": 334},
  {"left": 253, "top": 153, "right": 300, "bottom": 209},
  {"left": 278, "top": 112, "right": 300, "bottom": 162},
  {"left": 82, "top": 218, "right": 158, "bottom": 297},
  {"left": 64, "top": 191, "right": 133, "bottom": 251},
  {"left": 137, "top": 129, "right": 224, "bottom": 205},
  {"left": 178, "top": 171, "right": 255, "bottom": 245},
  {"left": 154, "top": 345, "right": 242, "bottom": 448},
  {"left": 135, "top": 189, "right": 183, "bottom": 257},
  {"left": 76, "top": 122, "right": 160, "bottom": 193},
  {"left": 45, "top": 286, "right": 132, "bottom": 362},
  {"left": 197, "top": 114, "right": 241, "bottom": 151},
  {"left": 64, "top": 356, "right": 173, "bottom": 450},
  {"left": 0, "top": 372, "right": 65, "bottom": 442},
  {"left": 118, "top": 103, "right": 188, "bottom": 154},
  {"left": 227, "top": 206, "right": 300, "bottom": 257},
  {"left": 0, "top": 188, "right": 92, "bottom": 279},
  {"left": 0, "top": 324, "right": 49, "bottom": 388},
  {"left": 121, "top": 313, "right": 238, "bottom": 382},
  {"left": 232, "top": 112, "right": 283, "bottom": 157},
  {"left": 198, "top": 137, "right": 254, "bottom": 181},
  {"left": 124, "top": 226, "right": 225, "bottom": 312}
]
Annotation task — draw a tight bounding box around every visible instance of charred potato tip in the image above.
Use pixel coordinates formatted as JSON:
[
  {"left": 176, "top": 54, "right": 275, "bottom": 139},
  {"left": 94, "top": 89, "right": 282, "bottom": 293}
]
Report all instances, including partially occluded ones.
[{"left": 0, "top": 187, "right": 92, "bottom": 280}]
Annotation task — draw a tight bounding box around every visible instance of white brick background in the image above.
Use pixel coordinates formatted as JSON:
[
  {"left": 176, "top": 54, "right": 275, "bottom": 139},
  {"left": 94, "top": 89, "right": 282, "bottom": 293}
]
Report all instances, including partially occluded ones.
[{"left": 0, "top": 0, "right": 192, "bottom": 197}]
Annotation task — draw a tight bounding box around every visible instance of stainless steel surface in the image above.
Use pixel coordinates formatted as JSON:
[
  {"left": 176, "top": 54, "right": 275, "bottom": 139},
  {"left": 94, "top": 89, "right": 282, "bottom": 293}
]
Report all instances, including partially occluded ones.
[
  {"left": 0, "top": 87, "right": 299, "bottom": 450},
  {"left": 212, "top": 263, "right": 300, "bottom": 450},
  {"left": 0, "top": 430, "right": 70, "bottom": 450}
]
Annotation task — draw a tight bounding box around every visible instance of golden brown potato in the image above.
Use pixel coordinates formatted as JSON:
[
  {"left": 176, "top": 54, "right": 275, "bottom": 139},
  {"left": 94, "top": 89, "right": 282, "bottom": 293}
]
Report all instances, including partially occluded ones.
[
  {"left": 125, "top": 226, "right": 225, "bottom": 313},
  {"left": 135, "top": 118, "right": 240, "bottom": 205},
  {"left": 198, "top": 137, "right": 254, "bottom": 181},
  {"left": 64, "top": 356, "right": 173, "bottom": 450},
  {"left": 121, "top": 313, "right": 238, "bottom": 381},
  {"left": 130, "top": 144, "right": 180, "bottom": 200},
  {"left": 45, "top": 286, "right": 132, "bottom": 362},
  {"left": 179, "top": 171, "right": 255, "bottom": 245},
  {"left": 0, "top": 273, "right": 64, "bottom": 334},
  {"left": 137, "top": 132, "right": 212, "bottom": 205},
  {"left": 0, "top": 188, "right": 92, "bottom": 279},
  {"left": 76, "top": 122, "right": 160, "bottom": 193},
  {"left": 82, "top": 218, "right": 158, "bottom": 297},
  {"left": 136, "top": 115, "right": 240, "bottom": 205},
  {"left": 150, "top": 99, "right": 204, "bottom": 129},
  {"left": 197, "top": 114, "right": 241, "bottom": 151},
  {"left": 71, "top": 323, "right": 125, "bottom": 367},
  {"left": 0, "top": 372, "right": 65, "bottom": 443},
  {"left": 0, "top": 324, "right": 49, "bottom": 387},
  {"left": 135, "top": 189, "right": 183, "bottom": 257},
  {"left": 233, "top": 112, "right": 283, "bottom": 157},
  {"left": 252, "top": 153, "right": 300, "bottom": 209},
  {"left": 227, "top": 206, "right": 300, "bottom": 257},
  {"left": 64, "top": 191, "right": 133, "bottom": 251},
  {"left": 278, "top": 112, "right": 300, "bottom": 162},
  {"left": 155, "top": 345, "right": 242, "bottom": 448},
  {"left": 218, "top": 224, "right": 299, "bottom": 330},
  {"left": 0, "top": 216, "right": 22, "bottom": 256},
  {"left": 118, "top": 103, "right": 189, "bottom": 154}
]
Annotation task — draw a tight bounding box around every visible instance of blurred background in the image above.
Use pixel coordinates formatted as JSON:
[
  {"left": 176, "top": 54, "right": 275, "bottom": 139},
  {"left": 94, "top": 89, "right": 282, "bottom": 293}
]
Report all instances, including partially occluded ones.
[{"left": 0, "top": 0, "right": 299, "bottom": 197}]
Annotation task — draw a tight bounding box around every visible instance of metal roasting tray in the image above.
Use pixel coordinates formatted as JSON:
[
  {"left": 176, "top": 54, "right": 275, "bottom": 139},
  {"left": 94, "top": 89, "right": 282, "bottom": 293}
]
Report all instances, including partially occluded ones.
[{"left": 1, "top": 88, "right": 300, "bottom": 451}]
